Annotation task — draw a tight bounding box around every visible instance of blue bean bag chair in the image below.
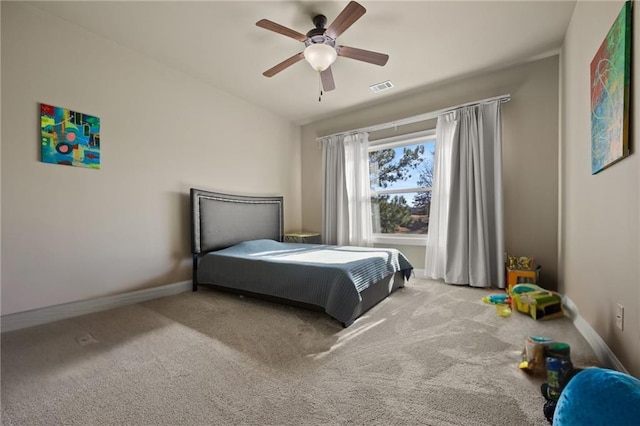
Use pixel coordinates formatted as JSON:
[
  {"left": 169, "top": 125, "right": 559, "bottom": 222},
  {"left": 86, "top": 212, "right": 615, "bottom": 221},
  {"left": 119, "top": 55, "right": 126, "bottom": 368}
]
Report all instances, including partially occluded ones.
[{"left": 553, "top": 367, "right": 640, "bottom": 425}]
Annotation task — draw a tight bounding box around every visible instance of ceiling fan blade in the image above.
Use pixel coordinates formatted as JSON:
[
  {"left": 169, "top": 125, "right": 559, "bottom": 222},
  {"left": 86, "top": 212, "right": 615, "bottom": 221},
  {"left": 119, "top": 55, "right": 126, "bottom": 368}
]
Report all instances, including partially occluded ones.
[
  {"left": 325, "top": 1, "right": 366, "bottom": 39},
  {"left": 256, "top": 19, "right": 307, "bottom": 42},
  {"left": 337, "top": 45, "right": 389, "bottom": 66},
  {"left": 263, "top": 52, "right": 305, "bottom": 77},
  {"left": 321, "top": 67, "right": 336, "bottom": 92}
]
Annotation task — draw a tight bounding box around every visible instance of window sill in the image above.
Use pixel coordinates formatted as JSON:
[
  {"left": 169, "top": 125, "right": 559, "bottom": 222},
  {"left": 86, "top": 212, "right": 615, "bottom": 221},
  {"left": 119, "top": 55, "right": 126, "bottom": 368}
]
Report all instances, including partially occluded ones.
[{"left": 371, "top": 234, "right": 427, "bottom": 246}]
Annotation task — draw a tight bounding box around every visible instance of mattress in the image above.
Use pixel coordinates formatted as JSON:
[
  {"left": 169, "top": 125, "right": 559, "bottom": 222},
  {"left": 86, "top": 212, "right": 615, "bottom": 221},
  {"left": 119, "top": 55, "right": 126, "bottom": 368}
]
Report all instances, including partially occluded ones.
[{"left": 197, "top": 239, "right": 413, "bottom": 323}]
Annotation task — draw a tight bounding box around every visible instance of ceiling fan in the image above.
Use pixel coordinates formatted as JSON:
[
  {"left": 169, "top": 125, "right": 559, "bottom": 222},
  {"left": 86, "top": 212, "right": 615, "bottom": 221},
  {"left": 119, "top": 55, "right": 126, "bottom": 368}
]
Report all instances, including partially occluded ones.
[{"left": 256, "top": 1, "right": 389, "bottom": 93}]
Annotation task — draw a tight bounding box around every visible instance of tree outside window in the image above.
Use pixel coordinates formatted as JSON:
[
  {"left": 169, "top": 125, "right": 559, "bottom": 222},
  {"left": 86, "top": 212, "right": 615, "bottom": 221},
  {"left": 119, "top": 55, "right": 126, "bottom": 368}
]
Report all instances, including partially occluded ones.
[{"left": 369, "top": 132, "right": 435, "bottom": 237}]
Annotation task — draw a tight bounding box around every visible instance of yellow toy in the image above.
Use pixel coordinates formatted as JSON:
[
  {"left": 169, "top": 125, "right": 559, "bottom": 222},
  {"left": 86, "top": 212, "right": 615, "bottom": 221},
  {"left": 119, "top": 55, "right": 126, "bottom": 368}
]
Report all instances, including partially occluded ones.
[{"left": 482, "top": 293, "right": 512, "bottom": 317}]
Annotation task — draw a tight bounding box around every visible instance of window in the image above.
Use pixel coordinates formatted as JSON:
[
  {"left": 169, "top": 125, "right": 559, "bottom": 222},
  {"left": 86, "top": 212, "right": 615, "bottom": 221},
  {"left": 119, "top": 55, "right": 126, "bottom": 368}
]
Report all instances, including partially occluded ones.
[{"left": 369, "top": 129, "right": 435, "bottom": 245}]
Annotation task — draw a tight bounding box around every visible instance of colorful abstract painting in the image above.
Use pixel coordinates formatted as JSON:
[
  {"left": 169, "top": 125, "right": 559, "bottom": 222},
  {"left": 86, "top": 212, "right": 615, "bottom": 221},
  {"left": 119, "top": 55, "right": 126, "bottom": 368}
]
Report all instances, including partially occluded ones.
[
  {"left": 590, "top": 1, "right": 632, "bottom": 174},
  {"left": 40, "top": 103, "right": 101, "bottom": 169}
]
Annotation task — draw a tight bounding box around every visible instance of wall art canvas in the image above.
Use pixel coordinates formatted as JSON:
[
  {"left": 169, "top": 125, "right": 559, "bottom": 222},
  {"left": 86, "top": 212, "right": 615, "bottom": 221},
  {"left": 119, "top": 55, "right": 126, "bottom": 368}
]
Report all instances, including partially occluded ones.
[
  {"left": 590, "top": 0, "right": 632, "bottom": 174},
  {"left": 40, "top": 103, "right": 101, "bottom": 169}
]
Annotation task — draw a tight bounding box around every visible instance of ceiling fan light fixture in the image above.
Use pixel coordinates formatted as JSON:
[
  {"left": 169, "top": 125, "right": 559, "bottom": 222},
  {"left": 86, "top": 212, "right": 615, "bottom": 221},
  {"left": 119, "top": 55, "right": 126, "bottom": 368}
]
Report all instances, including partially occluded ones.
[{"left": 303, "top": 43, "right": 337, "bottom": 72}]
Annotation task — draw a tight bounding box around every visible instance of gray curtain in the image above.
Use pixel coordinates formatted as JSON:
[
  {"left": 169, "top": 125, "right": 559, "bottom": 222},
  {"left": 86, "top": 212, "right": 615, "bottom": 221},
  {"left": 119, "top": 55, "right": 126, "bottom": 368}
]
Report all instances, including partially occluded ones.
[
  {"left": 424, "top": 101, "right": 505, "bottom": 288},
  {"left": 321, "top": 132, "right": 372, "bottom": 246}
]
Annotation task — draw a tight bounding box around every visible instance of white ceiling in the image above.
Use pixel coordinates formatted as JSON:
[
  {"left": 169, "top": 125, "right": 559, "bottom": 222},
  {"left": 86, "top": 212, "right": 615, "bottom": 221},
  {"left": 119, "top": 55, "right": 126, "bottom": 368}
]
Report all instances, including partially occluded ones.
[{"left": 28, "top": 1, "right": 576, "bottom": 125}]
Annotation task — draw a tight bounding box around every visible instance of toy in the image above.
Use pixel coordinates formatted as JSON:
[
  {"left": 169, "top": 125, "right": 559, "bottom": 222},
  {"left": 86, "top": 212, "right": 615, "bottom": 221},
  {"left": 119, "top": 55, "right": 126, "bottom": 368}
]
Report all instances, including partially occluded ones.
[
  {"left": 506, "top": 254, "right": 536, "bottom": 270},
  {"left": 540, "top": 343, "right": 575, "bottom": 423},
  {"left": 495, "top": 304, "right": 512, "bottom": 317},
  {"left": 482, "top": 293, "right": 512, "bottom": 317},
  {"left": 553, "top": 368, "right": 640, "bottom": 425},
  {"left": 482, "top": 293, "right": 510, "bottom": 305},
  {"left": 506, "top": 266, "right": 542, "bottom": 294},
  {"left": 510, "top": 283, "right": 542, "bottom": 295},
  {"left": 543, "top": 343, "right": 573, "bottom": 400},
  {"left": 529, "top": 292, "right": 563, "bottom": 320},
  {"left": 509, "top": 284, "right": 564, "bottom": 320},
  {"left": 509, "top": 283, "right": 542, "bottom": 313},
  {"left": 519, "top": 335, "right": 553, "bottom": 374},
  {"left": 505, "top": 253, "right": 540, "bottom": 293}
]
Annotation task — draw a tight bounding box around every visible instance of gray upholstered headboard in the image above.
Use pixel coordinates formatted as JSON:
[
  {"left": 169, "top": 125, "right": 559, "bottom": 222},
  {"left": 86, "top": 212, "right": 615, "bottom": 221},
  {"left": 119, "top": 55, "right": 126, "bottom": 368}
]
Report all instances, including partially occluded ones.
[{"left": 190, "top": 188, "right": 284, "bottom": 254}]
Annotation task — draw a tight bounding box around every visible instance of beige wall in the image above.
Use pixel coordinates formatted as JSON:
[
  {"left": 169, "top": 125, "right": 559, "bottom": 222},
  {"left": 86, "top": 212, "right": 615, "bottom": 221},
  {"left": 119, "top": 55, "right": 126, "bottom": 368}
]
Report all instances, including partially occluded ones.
[
  {"left": 1, "top": 3, "right": 301, "bottom": 316},
  {"left": 0, "top": 2, "right": 3, "bottom": 297},
  {"left": 302, "top": 56, "right": 560, "bottom": 286},
  {"left": 560, "top": 0, "right": 640, "bottom": 377}
]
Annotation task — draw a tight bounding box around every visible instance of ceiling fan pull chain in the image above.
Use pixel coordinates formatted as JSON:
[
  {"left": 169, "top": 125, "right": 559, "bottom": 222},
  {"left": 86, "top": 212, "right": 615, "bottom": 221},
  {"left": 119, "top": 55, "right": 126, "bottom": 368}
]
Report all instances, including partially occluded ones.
[{"left": 318, "top": 72, "right": 323, "bottom": 102}]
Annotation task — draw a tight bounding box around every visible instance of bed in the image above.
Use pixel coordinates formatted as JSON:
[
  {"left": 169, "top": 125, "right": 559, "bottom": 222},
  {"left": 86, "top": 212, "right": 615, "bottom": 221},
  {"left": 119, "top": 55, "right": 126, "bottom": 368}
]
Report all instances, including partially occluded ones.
[{"left": 191, "top": 188, "right": 413, "bottom": 327}]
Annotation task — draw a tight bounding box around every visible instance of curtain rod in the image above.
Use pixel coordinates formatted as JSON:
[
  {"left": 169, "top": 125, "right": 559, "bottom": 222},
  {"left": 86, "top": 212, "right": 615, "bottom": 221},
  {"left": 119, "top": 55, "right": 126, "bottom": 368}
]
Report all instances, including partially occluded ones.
[{"left": 317, "top": 93, "right": 511, "bottom": 140}]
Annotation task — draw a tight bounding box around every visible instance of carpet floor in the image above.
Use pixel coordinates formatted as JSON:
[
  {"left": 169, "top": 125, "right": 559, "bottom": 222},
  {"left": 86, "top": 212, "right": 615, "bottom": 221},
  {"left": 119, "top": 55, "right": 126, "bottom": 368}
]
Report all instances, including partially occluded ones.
[{"left": 1, "top": 278, "right": 599, "bottom": 425}]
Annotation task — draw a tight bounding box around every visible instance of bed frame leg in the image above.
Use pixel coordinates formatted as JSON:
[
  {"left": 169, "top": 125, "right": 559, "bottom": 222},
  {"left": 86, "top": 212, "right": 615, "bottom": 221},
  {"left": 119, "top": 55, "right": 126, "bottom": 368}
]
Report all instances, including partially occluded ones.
[
  {"left": 342, "top": 320, "right": 354, "bottom": 328},
  {"left": 192, "top": 253, "right": 199, "bottom": 292}
]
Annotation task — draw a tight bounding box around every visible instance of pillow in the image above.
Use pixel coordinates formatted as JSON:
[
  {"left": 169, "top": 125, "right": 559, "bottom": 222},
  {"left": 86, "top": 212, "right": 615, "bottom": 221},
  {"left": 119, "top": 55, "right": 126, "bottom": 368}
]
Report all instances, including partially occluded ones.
[{"left": 553, "top": 367, "right": 640, "bottom": 425}]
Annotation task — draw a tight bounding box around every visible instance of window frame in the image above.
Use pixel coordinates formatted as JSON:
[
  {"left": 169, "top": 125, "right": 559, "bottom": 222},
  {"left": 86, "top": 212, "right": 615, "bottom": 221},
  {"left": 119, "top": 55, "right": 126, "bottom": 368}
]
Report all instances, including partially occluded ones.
[{"left": 368, "top": 129, "right": 436, "bottom": 246}]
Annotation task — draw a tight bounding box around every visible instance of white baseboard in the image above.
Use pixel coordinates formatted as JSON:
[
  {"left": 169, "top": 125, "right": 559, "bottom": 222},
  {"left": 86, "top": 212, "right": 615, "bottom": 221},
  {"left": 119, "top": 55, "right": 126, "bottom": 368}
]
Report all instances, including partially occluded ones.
[
  {"left": 1, "top": 280, "right": 192, "bottom": 333},
  {"left": 562, "top": 295, "right": 628, "bottom": 374}
]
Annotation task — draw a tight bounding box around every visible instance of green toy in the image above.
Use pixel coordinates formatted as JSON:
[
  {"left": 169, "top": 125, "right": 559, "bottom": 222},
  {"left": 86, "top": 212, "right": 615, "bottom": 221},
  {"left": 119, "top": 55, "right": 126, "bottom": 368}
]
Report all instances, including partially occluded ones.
[{"left": 510, "top": 284, "right": 564, "bottom": 320}]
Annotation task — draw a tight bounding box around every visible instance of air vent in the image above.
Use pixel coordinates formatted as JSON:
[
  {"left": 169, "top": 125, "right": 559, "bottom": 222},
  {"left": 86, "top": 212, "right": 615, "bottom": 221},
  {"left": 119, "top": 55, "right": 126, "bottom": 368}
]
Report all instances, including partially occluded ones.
[{"left": 369, "top": 80, "right": 394, "bottom": 93}]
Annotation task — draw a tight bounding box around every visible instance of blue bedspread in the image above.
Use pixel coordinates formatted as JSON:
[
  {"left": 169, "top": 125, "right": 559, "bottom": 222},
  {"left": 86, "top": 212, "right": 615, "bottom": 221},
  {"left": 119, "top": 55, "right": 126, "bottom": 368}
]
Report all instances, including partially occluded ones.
[{"left": 197, "top": 239, "right": 413, "bottom": 324}]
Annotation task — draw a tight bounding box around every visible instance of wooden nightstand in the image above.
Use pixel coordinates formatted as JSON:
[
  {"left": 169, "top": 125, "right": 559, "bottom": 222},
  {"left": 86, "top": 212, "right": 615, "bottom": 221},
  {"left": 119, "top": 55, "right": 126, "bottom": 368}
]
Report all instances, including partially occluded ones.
[{"left": 284, "top": 232, "right": 321, "bottom": 244}]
